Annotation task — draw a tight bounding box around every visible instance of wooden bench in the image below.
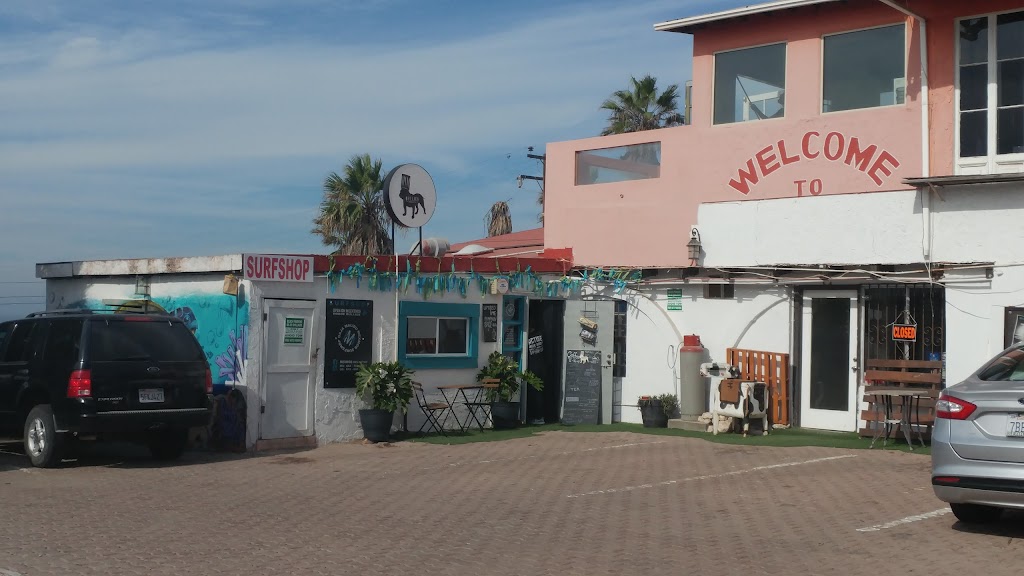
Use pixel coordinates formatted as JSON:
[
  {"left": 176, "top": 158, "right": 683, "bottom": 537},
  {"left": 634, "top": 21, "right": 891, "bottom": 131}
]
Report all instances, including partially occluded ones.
[
  {"left": 725, "top": 348, "right": 790, "bottom": 426},
  {"left": 860, "top": 359, "right": 943, "bottom": 439}
]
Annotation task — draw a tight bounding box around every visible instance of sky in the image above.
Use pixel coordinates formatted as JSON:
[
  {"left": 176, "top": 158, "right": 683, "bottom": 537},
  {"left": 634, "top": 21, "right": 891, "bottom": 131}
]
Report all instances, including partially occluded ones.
[{"left": 0, "top": 0, "right": 743, "bottom": 319}]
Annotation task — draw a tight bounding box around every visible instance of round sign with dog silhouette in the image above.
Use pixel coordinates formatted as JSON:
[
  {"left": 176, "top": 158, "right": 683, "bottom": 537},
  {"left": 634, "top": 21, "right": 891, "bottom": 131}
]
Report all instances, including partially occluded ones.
[{"left": 383, "top": 163, "right": 436, "bottom": 228}]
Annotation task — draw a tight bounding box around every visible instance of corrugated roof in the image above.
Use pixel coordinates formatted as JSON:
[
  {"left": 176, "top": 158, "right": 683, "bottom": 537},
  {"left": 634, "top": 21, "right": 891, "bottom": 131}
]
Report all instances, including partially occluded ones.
[{"left": 654, "top": 0, "right": 840, "bottom": 33}]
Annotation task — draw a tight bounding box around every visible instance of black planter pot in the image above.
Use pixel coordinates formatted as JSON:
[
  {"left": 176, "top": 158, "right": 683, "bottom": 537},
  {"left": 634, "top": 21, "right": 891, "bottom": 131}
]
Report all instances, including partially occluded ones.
[
  {"left": 358, "top": 409, "right": 395, "bottom": 442},
  {"left": 640, "top": 402, "right": 669, "bottom": 428},
  {"left": 490, "top": 401, "right": 521, "bottom": 430}
]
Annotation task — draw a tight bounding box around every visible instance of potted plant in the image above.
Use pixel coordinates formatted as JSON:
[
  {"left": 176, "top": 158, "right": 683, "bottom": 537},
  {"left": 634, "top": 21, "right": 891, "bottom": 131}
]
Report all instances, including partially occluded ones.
[
  {"left": 477, "top": 351, "right": 543, "bottom": 430},
  {"left": 637, "top": 393, "right": 678, "bottom": 428},
  {"left": 355, "top": 361, "right": 414, "bottom": 442}
]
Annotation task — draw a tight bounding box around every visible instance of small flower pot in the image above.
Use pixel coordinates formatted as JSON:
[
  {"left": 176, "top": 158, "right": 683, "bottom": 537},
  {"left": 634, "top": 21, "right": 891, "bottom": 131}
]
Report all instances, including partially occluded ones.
[
  {"left": 640, "top": 401, "right": 668, "bottom": 428},
  {"left": 490, "top": 401, "right": 521, "bottom": 430},
  {"left": 358, "top": 409, "right": 395, "bottom": 443}
]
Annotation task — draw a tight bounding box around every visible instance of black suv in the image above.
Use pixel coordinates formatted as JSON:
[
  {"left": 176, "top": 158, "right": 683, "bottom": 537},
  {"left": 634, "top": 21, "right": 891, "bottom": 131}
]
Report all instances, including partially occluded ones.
[{"left": 0, "top": 310, "right": 212, "bottom": 467}]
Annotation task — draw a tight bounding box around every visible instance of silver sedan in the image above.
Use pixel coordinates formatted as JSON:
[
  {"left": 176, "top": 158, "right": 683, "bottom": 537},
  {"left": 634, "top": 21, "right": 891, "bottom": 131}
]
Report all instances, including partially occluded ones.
[{"left": 932, "top": 346, "right": 1024, "bottom": 523}]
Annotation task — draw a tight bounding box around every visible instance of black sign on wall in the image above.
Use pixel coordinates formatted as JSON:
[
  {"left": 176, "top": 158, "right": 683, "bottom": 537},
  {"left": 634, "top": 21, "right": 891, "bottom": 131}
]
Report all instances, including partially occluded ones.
[
  {"left": 324, "top": 299, "right": 373, "bottom": 389},
  {"left": 482, "top": 304, "right": 498, "bottom": 343},
  {"left": 562, "top": 350, "right": 602, "bottom": 425}
]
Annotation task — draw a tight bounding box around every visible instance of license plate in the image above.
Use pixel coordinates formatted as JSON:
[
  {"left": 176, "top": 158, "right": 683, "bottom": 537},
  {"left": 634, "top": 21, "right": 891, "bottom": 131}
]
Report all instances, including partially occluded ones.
[
  {"left": 139, "top": 388, "right": 164, "bottom": 404},
  {"left": 1006, "top": 414, "right": 1024, "bottom": 438}
]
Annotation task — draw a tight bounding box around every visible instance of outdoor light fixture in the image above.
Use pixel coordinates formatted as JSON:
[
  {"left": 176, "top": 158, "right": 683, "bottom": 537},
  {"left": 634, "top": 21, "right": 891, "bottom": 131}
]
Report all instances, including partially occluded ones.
[{"left": 687, "top": 228, "right": 702, "bottom": 264}]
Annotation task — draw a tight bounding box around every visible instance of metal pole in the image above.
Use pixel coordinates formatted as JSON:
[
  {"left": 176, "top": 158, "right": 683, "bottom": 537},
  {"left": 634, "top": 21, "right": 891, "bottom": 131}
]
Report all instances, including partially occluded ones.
[{"left": 903, "top": 287, "right": 911, "bottom": 360}]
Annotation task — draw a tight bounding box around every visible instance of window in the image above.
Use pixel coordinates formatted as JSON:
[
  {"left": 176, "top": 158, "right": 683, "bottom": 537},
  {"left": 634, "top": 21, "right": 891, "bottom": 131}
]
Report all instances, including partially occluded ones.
[
  {"left": 42, "top": 320, "right": 82, "bottom": 369},
  {"left": 406, "top": 317, "right": 469, "bottom": 356},
  {"left": 576, "top": 143, "right": 661, "bottom": 185},
  {"left": 398, "top": 302, "right": 479, "bottom": 369},
  {"left": 978, "top": 346, "right": 1024, "bottom": 381},
  {"left": 714, "top": 43, "right": 786, "bottom": 124},
  {"left": 704, "top": 284, "right": 735, "bottom": 299},
  {"left": 823, "top": 25, "right": 906, "bottom": 113},
  {"left": 87, "top": 320, "right": 204, "bottom": 362},
  {"left": 612, "top": 300, "right": 627, "bottom": 378},
  {"left": 2, "top": 322, "right": 38, "bottom": 363},
  {"left": 958, "top": 11, "right": 1024, "bottom": 168}
]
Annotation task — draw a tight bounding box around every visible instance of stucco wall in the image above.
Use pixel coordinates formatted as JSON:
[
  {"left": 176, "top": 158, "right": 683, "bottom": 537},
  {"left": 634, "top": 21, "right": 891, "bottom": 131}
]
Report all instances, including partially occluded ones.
[{"left": 600, "top": 283, "right": 792, "bottom": 424}]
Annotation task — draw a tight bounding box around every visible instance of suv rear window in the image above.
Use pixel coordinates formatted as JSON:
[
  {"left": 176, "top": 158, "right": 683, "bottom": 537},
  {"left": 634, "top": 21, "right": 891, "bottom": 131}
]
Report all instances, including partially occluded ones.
[{"left": 88, "top": 319, "right": 205, "bottom": 363}]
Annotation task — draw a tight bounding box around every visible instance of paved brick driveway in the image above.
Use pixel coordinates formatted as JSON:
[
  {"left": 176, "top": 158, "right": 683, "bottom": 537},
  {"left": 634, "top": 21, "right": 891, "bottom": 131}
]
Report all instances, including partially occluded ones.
[{"left": 1, "top": 431, "right": 1022, "bottom": 576}]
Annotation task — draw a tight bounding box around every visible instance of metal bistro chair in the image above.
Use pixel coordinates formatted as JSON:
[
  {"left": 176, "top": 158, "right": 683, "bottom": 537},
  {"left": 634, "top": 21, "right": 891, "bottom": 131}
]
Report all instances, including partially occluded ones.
[
  {"left": 413, "top": 382, "right": 449, "bottom": 437},
  {"left": 463, "top": 378, "right": 499, "bottom": 431}
]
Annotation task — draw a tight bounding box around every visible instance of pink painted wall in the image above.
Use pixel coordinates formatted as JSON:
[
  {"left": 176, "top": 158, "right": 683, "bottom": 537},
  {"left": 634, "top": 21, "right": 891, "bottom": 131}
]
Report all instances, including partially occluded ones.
[{"left": 545, "top": 0, "right": 1024, "bottom": 268}]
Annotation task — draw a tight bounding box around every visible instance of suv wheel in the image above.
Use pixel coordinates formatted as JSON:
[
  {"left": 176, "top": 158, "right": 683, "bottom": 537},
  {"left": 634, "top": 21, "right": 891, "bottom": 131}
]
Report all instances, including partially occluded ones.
[
  {"left": 147, "top": 428, "right": 188, "bottom": 461},
  {"left": 24, "top": 405, "right": 63, "bottom": 468},
  {"left": 951, "top": 503, "right": 1003, "bottom": 524}
]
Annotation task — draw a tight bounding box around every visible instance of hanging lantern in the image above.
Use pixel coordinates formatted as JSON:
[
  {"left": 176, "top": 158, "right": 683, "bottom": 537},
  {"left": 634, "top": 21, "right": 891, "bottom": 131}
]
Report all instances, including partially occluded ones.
[{"left": 687, "top": 229, "right": 702, "bottom": 263}]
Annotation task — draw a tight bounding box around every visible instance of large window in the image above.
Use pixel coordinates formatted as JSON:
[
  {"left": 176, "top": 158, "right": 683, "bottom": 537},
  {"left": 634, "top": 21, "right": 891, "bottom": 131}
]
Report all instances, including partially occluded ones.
[
  {"left": 576, "top": 143, "right": 661, "bottom": 185},
  {"left": 398, "top": 301, "right": 479, "bottom": 369},
  {"left": 958, "top": 10, "right": 1024, "bottom": 168},
  {"left": 823, "top": 25, "right": 906, "bottom": 113},
  {"left": 714, "top": 43, "right": 787, "bottom": 124}
]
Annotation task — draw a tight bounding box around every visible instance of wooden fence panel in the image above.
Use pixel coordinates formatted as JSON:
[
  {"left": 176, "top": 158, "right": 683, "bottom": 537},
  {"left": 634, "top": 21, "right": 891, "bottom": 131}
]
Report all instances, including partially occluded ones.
[{"left": 726, "top": 348, "right": 790, "bottom": 426}]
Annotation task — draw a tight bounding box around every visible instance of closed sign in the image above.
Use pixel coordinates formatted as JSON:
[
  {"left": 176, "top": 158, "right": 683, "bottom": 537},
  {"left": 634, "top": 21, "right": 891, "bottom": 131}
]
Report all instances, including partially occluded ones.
[{"left": 892, "top": 324, "right": 917, "bottom": 342}]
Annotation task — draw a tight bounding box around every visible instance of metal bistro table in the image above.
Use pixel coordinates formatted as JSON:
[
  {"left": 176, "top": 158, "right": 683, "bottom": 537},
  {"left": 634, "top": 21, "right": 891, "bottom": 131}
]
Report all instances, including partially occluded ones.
[
  {"left": 868, "top": 388, "right": 932, "bottom": 450},
  {"left": 436, "top": 382, "right": 498, "bottom": 433}
]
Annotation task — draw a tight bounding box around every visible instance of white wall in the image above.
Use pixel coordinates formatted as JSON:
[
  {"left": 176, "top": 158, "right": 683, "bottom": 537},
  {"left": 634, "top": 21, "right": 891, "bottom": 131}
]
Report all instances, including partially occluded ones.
[
  {"left": 697, "top": 190, "right": 924, "bottom": 267},
  {"left": 600, "top": 283, "right": 792, "bottom": 424}
]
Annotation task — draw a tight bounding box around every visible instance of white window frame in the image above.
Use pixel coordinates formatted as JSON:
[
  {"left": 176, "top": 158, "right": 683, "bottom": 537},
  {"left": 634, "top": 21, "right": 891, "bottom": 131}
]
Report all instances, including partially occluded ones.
[
  {"left": 820, "top": 23, "right": 908, "bottom": 115},
  {"left": 405, "top": 316, "right": 470, "bottom": 357},
  {"left": 955, "top": 9, "right": 1024, "bottom": 175},
  {"left": 712, "top": 41, "right": 788, "bottom": 125}
]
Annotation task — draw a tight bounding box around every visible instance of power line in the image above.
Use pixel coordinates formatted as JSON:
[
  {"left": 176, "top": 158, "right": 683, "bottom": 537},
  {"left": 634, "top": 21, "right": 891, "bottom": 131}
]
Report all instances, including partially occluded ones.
[
  {"left": 0, "top": 302, "right": 44, "bottom": 306},
  {"left": 0, "top": 295, "right": 43, "bottom": 299},
  {"left": 0, "top": 281, "right": 42, "bottom": 285}
]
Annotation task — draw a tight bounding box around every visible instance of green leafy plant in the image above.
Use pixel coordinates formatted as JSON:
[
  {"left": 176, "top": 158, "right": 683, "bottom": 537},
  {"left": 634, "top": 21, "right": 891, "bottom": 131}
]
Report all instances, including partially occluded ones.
[
  {"left": 355, "top": 361, "right": 415, "bottom": 413},
  {"left": 476, "top": 351, "right": 544, "bottom": 402},
  {"left": 637, "top": 393, "right": 679, "bottom": 418}
]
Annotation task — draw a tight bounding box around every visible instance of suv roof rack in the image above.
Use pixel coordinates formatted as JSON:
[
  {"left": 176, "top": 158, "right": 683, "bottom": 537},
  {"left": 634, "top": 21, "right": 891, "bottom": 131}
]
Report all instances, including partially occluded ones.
[{"left": 25, "top": 309, "right": 96, "bottom": 318}]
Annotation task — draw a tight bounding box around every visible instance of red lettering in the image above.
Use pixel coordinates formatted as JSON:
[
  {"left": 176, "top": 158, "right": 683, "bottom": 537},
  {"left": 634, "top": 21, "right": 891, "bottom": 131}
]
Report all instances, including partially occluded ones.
[
  {"left": 755, "top": 145, "right": 781, "bottom": 177},
  {"left": 263, "top": 257, "right": 271, "bottom": 279},
  {"left": 778, "top": 140, "right": 800, "bottom": 165},
  {"left": 824, "top": 132, "right": 845, "bottom": 161},
  {"left": 810, "top": 179, "right": 823, "bottom": 196},
  {"left": 302, "top": 259, "right": 311, "bottom": 280},
  {"left": 729, "top": 159, "right": 760, "bottom": 195},
  {"left": 867, "top": 151, "right": 900, "bottom": 186},
  {"left": 844, "top": 138, "right": 878, "bottom": 172},
  {"left": 285, "top": 258, "right": 296, "bottom": 279},
  {"left": 802, "top": 132, "right": 820, "bottom": 159},
  {"left": 794, "top": 180, "right": 806, "bottom": 197},
  {"left": 246, "top": 256, "right": 254, "bottom": 278},
  {"left": 276, "top": 258, "right": 284, "bottom": 279}
]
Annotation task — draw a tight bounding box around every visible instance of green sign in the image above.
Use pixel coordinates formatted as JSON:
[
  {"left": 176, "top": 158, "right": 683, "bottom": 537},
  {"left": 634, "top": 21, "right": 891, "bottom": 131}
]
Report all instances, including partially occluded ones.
[
  {"left": 667, "top": 288, "right": 682, "bottom": 311},
  {"left": 284, "top": 317, "right": 305, "bottom": 345}
]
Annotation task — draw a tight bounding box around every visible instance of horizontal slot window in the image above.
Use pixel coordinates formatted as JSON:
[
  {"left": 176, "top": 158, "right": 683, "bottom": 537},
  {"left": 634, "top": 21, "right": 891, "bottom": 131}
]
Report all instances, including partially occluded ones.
[{"left": 575, "top": 143, "right": 661, "bottom": 185}]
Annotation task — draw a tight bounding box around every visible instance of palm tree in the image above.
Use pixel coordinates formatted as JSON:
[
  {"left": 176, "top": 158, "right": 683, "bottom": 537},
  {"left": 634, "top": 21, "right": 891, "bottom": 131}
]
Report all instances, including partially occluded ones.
[
  {"left": 312, "top": 154, "right": 393, "bottom": 255},
  {"left": 485, "top": 201, "right": 512, "bottom": 237},
  {"left": 600, "top": 74, "right": 684, "bottom": 135}
]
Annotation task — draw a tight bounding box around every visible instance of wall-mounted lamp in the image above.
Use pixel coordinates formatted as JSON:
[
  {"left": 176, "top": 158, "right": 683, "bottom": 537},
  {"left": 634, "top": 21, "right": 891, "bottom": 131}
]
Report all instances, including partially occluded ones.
[
  {"left": 985, "top": 267, "right": 994, "bottom": 280},
  {"left": 687, "top": 228, "right": 702, "bottom": 265},
  {"left": 134, "top": 276, "right": 151, "bottom": 298}
]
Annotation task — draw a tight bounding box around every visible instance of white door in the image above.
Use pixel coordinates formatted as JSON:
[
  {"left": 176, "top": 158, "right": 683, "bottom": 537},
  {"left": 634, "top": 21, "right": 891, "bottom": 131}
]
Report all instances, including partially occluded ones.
[
  {"left": 562, "top": 299, "right": 615, "bottom": 424},
  {"left": 800, "top": 291, "right": 859, "bottom": 432},
  {"left": 261, "top": 300, "right": 317, "bottom": 440}
]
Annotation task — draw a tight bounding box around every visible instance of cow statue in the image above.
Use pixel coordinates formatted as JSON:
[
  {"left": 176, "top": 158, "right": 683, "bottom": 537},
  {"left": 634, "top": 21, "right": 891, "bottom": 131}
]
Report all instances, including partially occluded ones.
[{"left": 702, "top": 362, "right": 770, "bottom": 437}]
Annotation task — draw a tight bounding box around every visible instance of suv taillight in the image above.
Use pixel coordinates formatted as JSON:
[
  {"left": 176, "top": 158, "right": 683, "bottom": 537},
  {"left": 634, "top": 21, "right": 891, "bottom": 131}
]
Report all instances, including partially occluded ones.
[
  {"left": 68, "top": 369, "right": 92, "bottom": 398},
  {"left": 936, "top": 393, "right": 976, "bottom": 420},
  {"left": 205, "top": 367, "right": 213, "bottom": 395}
]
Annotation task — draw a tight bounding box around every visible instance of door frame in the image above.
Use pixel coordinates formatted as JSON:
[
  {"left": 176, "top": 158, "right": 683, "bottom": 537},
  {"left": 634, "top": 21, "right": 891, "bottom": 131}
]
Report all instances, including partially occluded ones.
[
  {"left": 259, "top": 298, "right": 318, "bottom": 440},
  {"left": 799, "top": 290, "right": 859, "bottom": 432}
]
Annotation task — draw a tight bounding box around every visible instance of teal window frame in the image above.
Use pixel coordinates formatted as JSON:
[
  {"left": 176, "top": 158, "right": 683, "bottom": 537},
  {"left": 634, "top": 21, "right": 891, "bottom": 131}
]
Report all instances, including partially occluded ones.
[{"left": 398, "top": 301, "right": 479, "bottom": 369}]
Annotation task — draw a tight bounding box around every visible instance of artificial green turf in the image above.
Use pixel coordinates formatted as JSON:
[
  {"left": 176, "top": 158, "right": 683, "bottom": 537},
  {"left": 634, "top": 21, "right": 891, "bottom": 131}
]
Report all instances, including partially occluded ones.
[{"left": 400, "top": 423, "right": 930, "bottom": 454}]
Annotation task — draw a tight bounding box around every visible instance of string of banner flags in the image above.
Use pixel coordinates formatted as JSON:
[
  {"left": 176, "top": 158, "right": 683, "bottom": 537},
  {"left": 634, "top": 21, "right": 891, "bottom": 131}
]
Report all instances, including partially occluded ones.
[{"left": 325, "top": 257, "right": 644, "bottom": 299}]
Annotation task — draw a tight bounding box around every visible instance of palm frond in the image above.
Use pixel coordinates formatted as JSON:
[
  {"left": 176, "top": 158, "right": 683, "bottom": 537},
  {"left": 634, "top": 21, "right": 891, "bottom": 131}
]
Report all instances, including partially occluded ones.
[{"left": 485, "top": 201, "right": 512, "bottom": 237}]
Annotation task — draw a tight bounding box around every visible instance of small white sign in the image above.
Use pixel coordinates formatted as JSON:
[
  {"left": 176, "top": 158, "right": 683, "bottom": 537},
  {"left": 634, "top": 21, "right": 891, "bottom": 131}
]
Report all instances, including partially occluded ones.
[
  {"left": 244, "top": 254, "right": 314, "bottom": 283},
  {"left": 284, "top": 317, "right": 305, "bottom": 346}
]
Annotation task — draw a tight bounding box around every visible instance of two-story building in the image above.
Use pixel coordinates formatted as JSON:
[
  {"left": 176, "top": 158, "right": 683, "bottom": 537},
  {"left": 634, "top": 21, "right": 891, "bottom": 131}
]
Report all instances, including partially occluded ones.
[{"left": 542, "top": 0, "right": 1024, "bottom": 433}]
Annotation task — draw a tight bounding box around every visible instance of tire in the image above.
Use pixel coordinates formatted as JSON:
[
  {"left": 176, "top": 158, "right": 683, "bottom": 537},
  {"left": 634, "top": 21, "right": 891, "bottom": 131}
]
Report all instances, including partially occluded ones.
[
  {"left": 951, "top": 503, "right": 1003, "bottom": 524},
  {"left": 23, "top": 404, "right": 63, "bottom": 468},
  {"left": 147, "top": 428, "right": 188, "bottom": 461}
]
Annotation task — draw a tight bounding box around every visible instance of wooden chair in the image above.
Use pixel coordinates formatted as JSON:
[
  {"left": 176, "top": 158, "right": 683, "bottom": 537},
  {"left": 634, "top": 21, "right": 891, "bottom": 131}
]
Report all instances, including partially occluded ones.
[{"left": 412, "top": 382, "right": 450, "bottom": 436}]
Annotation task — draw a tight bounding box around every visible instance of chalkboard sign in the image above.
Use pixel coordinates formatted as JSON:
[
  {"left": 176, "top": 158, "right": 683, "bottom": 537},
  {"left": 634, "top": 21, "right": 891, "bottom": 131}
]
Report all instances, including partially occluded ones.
[
  {"left": 562, "top": 350, "right": 602, "bottom": 425},
  {"left": 324, "top": 299, "right": 373, "bottom": 389},
  {"left": 482, "top": 304, "right": 498, "bottom": 343}
]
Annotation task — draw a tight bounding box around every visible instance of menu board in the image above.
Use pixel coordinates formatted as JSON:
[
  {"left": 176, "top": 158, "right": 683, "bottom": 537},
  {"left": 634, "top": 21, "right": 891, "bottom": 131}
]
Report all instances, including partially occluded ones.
[
  {"left": 482, "top": 304, "right": 498, "bottom": 343},
  {"left": 561, "top": 350, "right": 602, "bottom": 425},
  {"left": 324, "top": 299, "right": 373, "bottom": 389}
]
